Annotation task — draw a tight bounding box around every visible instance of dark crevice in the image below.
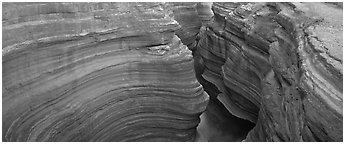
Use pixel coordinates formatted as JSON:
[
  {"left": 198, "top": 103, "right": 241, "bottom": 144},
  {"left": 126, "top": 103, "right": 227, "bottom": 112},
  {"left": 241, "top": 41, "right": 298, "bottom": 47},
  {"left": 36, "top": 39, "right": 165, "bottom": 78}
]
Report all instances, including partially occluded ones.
[
  {"left": 195, "top": 97, "right": 255, "bottom": 142},
  {"left": 172, "top": 3, "right": 257, "bottom": 141}
]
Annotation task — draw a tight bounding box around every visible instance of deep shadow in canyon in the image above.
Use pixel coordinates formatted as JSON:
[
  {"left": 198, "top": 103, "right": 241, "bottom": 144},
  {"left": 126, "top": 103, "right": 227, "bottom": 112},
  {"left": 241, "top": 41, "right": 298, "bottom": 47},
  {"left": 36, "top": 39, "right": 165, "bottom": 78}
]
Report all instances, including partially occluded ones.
[
  {"left": 2, "top": 2, "right": 343, "bottom": 142},
  {"left": 192, "top": 38, "right": 256, "bottom": 141},
  {"left": 195, "top": 98, "right": 255, "bottom": 141},
  {"left": 175, "top": 2, "right": 343, "bottom": 142}
]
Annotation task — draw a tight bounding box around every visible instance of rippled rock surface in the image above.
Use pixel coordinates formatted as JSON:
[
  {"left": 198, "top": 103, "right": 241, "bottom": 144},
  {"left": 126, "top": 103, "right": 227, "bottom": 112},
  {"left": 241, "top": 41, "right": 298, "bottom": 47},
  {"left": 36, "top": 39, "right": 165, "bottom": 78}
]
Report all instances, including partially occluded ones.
[
  {"left": 196, "top": 2, "right": 272, "bottom": 123},
  {"left": 195, "top": 2, "right": 342, "bottom": 142},
  {"left": 2, "top": 2, "right": 209, "bottom": 142}
]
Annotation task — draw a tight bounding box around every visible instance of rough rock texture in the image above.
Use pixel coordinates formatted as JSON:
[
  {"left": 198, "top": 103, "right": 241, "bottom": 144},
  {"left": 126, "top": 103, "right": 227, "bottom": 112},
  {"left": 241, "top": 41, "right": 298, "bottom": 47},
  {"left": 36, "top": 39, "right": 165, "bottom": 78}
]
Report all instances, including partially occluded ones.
[
  {"left": 2, "top": 2, "right": 209, "bottom": 142},
  {"left": 165, "top": 3, "right": 202, "bottom": 51},
  {"left": 246, "top": 2, "right": 343, "bottom": 142},
  {"left": 196, "top": 2, "right": 272, "bottom": 123},
  {"left": 195, "top": 2, "right": 343, "bottom": 142}
]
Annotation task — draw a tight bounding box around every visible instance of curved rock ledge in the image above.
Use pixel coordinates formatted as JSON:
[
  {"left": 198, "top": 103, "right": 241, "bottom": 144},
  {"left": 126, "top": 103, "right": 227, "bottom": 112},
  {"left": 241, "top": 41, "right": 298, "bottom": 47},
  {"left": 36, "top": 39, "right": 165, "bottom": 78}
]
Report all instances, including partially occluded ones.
[{"left": 2, "top": 2, "right": 209, "bottom": 142}]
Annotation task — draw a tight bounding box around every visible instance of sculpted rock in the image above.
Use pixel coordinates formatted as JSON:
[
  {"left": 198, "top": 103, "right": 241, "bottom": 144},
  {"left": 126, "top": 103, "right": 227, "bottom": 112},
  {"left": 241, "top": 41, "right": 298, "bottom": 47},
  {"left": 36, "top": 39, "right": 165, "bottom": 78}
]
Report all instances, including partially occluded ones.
[
  {"left": 2, "top": 2, "right": 209, "bottom": 141},
  {"left": 165, "top": 2, "right": 202, "bottom": 51},
  {"left": 246, "top": 2, "right": 343, "bottom": 142},
  {"left": 195, "top": 2, "right": 342, "bottom": 141},
  {"left": 196, "top": 2, "right": 272, "bottom": 123}
]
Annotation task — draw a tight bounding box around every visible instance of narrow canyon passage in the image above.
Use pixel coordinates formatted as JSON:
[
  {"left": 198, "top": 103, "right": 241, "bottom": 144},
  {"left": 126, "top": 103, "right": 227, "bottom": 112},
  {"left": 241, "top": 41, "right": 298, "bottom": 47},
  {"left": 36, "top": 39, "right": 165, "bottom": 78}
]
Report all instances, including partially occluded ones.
[
  {"left": 173, "top": 2, "right": 343, "bottom": 142},
  {"left": 2, "top": 2, "right": 343, "bottom": 142},
  {"left": 168, "top": 3, "right": 257, "bottom": 141}
]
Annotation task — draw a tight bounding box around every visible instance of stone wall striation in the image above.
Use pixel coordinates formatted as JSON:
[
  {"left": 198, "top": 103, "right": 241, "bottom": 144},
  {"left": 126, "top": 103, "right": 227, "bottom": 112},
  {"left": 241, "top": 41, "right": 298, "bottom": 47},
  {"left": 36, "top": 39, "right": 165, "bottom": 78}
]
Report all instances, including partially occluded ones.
[
  {"left": 194, "top": 2, "right": 342, "bottom": 142},
  {"left": 2, "top": 2, "right": 342, "bottom": 142},
  {"left": 165, "top": 2, "right": 202, "bottom": 51},
  {"left": 2, "top": 2, "right": 209, "bottom": 142}
]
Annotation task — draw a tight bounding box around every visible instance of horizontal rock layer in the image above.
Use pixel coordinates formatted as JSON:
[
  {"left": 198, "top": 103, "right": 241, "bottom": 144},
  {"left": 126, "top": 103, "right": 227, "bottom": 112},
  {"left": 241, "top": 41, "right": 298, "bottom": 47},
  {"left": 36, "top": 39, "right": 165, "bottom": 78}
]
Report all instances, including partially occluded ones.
[
  {"left": 195, "top": 2, "right": 342, "bottom": 142},
  {"left": 2, "top": 2, "right": 209, "bottom": 142}
]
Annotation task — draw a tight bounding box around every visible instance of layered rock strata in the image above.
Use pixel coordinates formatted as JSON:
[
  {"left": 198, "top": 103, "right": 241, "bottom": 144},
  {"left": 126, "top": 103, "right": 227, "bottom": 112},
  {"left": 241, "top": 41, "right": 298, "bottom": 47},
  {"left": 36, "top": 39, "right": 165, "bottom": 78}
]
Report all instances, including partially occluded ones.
[
  {"left": 195, "top": 2, "right": 343, "bottom": 141},
  {"left": 166, "top": 3, "right": 202, "bottom": 51},
  {"left": 246, "top": 2, "right": 343, "bottom": 142},
  {"left": 196, "top": 2, "right": 272, "bottom": 123},
  {"left": 2, "top": 2, "right": 209, "bottom": 142}
]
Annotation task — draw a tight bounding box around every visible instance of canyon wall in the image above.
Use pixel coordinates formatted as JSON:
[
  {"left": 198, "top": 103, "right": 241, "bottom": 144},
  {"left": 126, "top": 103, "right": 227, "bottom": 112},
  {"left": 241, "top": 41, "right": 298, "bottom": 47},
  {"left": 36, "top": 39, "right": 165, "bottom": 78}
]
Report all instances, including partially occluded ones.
[
  {"left": 2, "top": 2, "right": 342, "bottom": 142},
  {"left": 194, "top": 2, "right": 343, "bottom": 142},
  {"left": 2, "top": 2, "right": 209, "bottom": 141},
  {"left": 167, "top": 2, "right": 214, "bottom": 52},
  {"left": 166, "top": 3, "right": 202, "bottom": 51}
]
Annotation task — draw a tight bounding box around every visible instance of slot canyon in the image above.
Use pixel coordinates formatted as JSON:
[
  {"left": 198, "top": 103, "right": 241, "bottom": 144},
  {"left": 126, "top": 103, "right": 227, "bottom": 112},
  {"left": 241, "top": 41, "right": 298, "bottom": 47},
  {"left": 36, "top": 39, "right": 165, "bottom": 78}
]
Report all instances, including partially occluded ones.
[{"left": 2, "top": 2, "right": 343, "bottom": 142}]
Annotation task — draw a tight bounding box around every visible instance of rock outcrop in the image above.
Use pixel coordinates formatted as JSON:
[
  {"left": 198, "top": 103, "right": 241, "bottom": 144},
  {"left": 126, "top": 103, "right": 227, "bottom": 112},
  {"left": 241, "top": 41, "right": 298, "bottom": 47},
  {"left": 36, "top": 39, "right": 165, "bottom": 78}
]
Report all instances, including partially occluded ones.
[
  {"left": 194, "top": 2, "right": 343, "bottom": 142},
  {"left": 2, "top": 2, "right": 209, "bottom": 142}
]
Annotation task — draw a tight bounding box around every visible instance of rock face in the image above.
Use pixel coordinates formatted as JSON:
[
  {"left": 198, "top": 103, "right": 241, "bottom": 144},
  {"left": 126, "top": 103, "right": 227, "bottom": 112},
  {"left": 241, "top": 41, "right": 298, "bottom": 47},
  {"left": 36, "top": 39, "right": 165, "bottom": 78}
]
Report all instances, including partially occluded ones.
[
  {"left": 166, "top": 2, "right": 214, "bottom": 52},
  {"left": 166, "top": 3, "right": 202, "bottom": 51},
  {"left": 2, "top": 2, "right": 209, "bottom": 142},
  {"left": 195, "top": 2, "right": 343, "bottom": 142},
  {"left": 196, "top": 2, "right": 271, "bottom": 123},
  {"left": 2, "top": 2, "right": 343, "bottom": 142},
  {"left": 247, "top": 2, "right": 343, "bottom": 142}
]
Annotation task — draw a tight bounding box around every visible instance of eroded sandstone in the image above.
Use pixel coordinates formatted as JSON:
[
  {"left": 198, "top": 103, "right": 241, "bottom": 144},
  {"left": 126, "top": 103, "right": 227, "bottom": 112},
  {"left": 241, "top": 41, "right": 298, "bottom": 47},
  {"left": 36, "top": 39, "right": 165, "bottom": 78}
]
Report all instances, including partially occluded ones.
[
  {"left": 194, "top": 2, "right": 343, "bottom": 142},
  {"left": 2, "top": 2, "right": 343, "bottom": 142},
  {"left": 165, "top": 2, "right": 202, "bottom": 51},
  {"left": 2, "top": 2, "right": 209, "bottom": 142}
]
